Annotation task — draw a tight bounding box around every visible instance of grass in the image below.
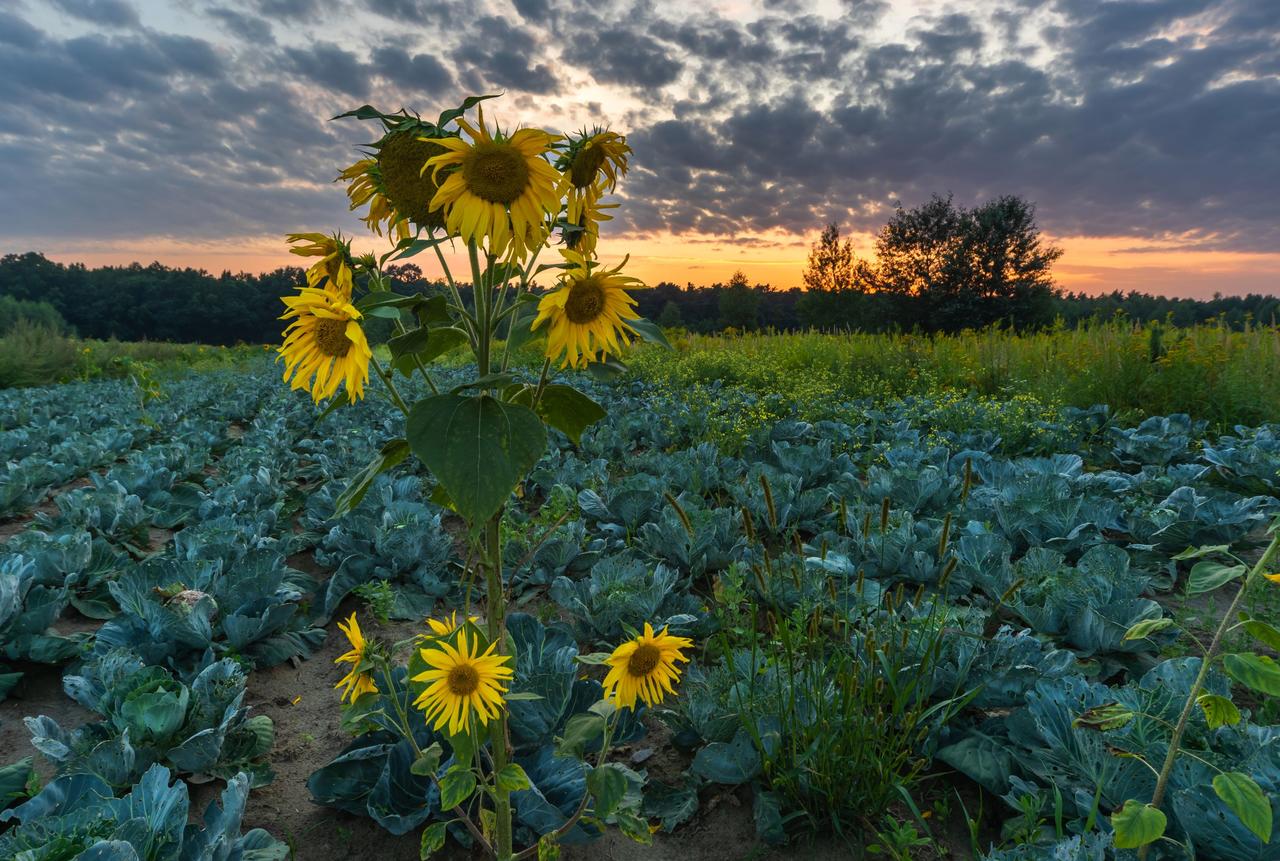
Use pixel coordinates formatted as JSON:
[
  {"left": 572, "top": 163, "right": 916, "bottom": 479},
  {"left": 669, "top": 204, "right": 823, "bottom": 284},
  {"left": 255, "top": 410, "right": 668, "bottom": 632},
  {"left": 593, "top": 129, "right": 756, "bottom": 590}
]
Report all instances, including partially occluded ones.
[
  {"left": 629, "top": 320, "right": 1280, "bottom": 430},
  {"left": 0, "top": 320, "right": 265, "bottom": 388}
]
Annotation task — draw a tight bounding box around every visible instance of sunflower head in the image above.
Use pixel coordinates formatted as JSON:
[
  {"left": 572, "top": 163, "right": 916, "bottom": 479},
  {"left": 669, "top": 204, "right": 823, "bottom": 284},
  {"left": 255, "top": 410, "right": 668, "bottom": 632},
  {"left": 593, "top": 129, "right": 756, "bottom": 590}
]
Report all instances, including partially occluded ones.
[
  {"left": 532, "top": 250, "right": 643, "bottom": 369},
  {"left": 334, "top": 613, "right": 381, "bottom": 704},
  {"left": 278, "top": 286, "right": 372, "bottom": 402},
  {"left": 425, "top": 105, "right": 562, "bottom": 260},
  {"left": 286, "top": 232, "right": 354, "bottom": 300},
  {"left": 602, "top": 623, "right": 692, "bottom": 710},
  {"left": 410, "top": 629, "right": 515, "bottom": 736},
  {"left": 559, "top": 128, "right": 631, "bottom": 193},
  {"left": 376, "top": 129, "right": 452, "bottom": 232}
]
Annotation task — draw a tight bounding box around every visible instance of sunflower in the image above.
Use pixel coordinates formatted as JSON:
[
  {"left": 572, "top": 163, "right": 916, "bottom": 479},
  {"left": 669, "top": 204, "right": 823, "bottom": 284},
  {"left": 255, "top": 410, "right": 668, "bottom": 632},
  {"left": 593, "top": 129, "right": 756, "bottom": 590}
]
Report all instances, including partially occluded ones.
[
  {"left": 286, "top": 232, "right": 354, "bottom": 300},
  {"left": 561, "top": 189, "right": 616, "bottom": 257},
  {"left": 279, "top": 286, "right": 372, "bottom": 402},
  {"left": 602, "top": 623, "right": 692, "bottom": 710},
  {"left": 531, "top": 250, "right": 643, "bottom": 368},
  {"left": 425, "top": 611, "right": 478, "bottom": 638},
  {"left": 338, "top": 158, "right": 408, "bottom": 242},
  {"left": 559, "top": 129, "right": 631, "bottom": 225},
  {"left": 334, "top": 613, "right": 378, "bottom": 704},
  {"left": 424, "top": 106, "right": 561, "bottom": 259},
  {"left": 411, "top": 629, "right": 514, "bottom": 736}
]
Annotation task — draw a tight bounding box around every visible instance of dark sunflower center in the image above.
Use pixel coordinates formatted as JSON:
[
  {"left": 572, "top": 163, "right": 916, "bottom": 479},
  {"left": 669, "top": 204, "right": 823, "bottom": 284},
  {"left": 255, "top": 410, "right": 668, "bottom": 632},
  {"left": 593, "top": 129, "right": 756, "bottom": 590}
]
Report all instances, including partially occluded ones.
[
  {"left": 463, "top": 141, "right": 530, "bottom": 204},
  {"left": 569, "top": 145, "right": 607, "bottom": 189},
  {"left": 627, "top": 643, "right": 661, "bottom": 677},
  {"left": 377, "top": 132, "right": 448, "bottom": 229},
  {"left": 447, "top": 664, "right": 480, "bottom": 696},
  {"left": 314, "top": 318, "right": 352, "bottom": 357},
  {"left": 565, "top": 276, "right": 606, "bottom": 324}
]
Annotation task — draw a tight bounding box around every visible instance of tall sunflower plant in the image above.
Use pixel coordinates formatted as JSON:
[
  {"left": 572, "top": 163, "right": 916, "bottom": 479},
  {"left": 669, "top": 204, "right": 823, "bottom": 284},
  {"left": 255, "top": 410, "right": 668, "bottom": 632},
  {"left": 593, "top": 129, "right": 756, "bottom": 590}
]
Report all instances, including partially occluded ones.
[{"left": 278, "top": 94, "right": 687, "bottom": 861}]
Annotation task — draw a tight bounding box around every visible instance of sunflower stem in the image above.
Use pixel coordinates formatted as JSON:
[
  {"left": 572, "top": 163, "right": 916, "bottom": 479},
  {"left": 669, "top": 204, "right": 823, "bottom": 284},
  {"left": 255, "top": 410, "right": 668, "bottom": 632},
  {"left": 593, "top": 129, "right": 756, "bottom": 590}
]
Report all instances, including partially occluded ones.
[
  {"left": 433, "top": 236, "right": 480, "bottom": 350},
  {"left": 370, "top": 356, "right": 410, "bottom": 414},
  {"left": 483, "top": 513, "right": 514, "bottom": 860},
  {"left": 469, "top": 242, "right": 492, "bottom": 378}
]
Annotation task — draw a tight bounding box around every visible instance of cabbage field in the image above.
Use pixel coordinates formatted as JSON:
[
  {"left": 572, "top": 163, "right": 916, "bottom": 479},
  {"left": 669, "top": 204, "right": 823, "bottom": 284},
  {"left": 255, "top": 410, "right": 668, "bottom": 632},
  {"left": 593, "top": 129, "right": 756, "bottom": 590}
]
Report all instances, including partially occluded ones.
[{"left": 2, "top": 351, "right": 1279, "bottom": 860}]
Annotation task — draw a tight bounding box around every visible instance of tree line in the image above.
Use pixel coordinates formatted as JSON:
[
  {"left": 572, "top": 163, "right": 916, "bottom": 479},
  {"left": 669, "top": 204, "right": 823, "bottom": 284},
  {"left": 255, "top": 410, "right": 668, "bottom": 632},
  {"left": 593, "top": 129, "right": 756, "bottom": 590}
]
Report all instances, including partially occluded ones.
[{"left": 2, "top": 193, "right": 1276, "bottom": 344}]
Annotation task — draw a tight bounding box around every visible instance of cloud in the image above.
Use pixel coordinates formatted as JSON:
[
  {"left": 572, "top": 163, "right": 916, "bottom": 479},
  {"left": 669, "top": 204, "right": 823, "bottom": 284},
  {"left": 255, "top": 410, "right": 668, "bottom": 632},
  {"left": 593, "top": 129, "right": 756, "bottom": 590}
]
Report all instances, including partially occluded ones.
[
  {"left": 0, "top": 0, "right": 1276, "bottom": 261},
  {"left": 49, "top": 0, "right": 139, "bottom": 28}
]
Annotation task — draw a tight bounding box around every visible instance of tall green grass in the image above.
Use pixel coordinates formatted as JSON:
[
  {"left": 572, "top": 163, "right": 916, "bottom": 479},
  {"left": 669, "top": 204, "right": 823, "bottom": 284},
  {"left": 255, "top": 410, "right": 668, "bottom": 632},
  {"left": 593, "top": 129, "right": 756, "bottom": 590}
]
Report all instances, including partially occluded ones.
[
  {"left": 0, "top": 321, "right": 264, "bottom": 388},
  {"left": 630, "top": 320, "right": 1280, "bottom": 429}
]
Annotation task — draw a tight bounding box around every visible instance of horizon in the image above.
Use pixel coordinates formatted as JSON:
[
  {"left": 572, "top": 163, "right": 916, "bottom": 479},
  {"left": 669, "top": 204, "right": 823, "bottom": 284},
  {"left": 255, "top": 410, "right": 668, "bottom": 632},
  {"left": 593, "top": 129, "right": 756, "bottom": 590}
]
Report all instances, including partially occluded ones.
[{"left": 3, "top": 0, "right": 1278, "bottom": 299}]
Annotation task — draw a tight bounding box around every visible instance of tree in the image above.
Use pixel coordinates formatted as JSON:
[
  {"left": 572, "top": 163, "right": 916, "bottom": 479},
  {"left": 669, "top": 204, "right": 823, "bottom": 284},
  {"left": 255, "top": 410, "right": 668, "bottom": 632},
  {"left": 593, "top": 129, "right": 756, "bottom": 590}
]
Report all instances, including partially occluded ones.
[
  {"left": 869, "top": 193, "right": 1063, "bottom": 332},
  {"left": 718, "top": 270, "right": 760, "bottom": 330},
  {"left": 656, "top": 300, "right": 683, "bottom": 329},
  {"left": 802, "top": 223, "right": 855, "bottom": 293}
]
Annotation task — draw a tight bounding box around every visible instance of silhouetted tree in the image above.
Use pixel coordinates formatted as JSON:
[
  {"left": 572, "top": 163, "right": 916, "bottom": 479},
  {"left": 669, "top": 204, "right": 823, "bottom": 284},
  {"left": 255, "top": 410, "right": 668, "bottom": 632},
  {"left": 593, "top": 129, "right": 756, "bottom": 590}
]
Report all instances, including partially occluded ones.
[{"left": 718, "top": 270, "right": 761, "bottom": 330}]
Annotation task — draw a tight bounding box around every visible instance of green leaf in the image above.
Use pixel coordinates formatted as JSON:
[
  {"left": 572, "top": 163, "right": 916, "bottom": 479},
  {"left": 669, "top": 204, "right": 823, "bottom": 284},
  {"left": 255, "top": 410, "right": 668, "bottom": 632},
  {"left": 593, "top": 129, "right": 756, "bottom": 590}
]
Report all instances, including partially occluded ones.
[
  {"left": 417, "top": 326, "right": 470, "bottom": 364},
  {"left": 1110, "top": 800, "right": 1167, "bottom": 849},
  {"left": 410, "top": 743, "right": 443, "bottom": 777},
  {"left": 1197, "top": 693, "right": 1242, "bottom": 729},
  {"left": 585, "top": 357, "right": 627, "bottom": 382},
  {"left": 576, "top": 652, "right": 613, "bottom": 665},
  {"left": 405, "top": 394, "right": 546, "bottom": 525},
  {"left": 388, "top": 327, "right": 431, "bottom": 359},
  {"left": 505, "top": 303, "right": 543, "bottom": 352},
  {"left": 503, "top": 691, "right": 544, "bottom": 701},
  {"left": 356, "top": 291, "right": 422, "bottom": 314},
  {"left": 1213, "top": 772, "right": 1273, "bottom": 843},
  {"left": 1123, "top": 618, "right": 1175, "bottom": 641},
  {"left": 1072, "top": 703, "right": 1135, "bottom": 732},
  {"left": 439, "top": 766, "right": 477, "bottom": 810},
  {"left": 1187, "top": 561, "right": 1246, "bottom": 594},
  {"left": 587, "top": 763, "right": 628, "bottom": 818},
  {"left": 436, "top": 93, "right": 500, "bottom": 130},
  {"left": 451, "top": 372, "right": 516, "bottom": 393},
  {"left": 1173, "top": 544, "right": 1232, "bottom": 560},
  {"left": 614, "top": 811, "right": 653, "bottom": 845},
  {"left": 419, "top": 822, "right": 449, "bottom": 859},
  {"left": 1224, "top": 653, "right": 1280, "bottom": 696},
  {"left": 393, "top": 236, "right": 448, "bottom": 260},
  {"left": 536, "top": 833, "right": 561, "bottom": 861},
  {"left": 629, "top": 317, "right": 672, "bottom": 349},
  {"left": 1242, "top": 618, "right": 1280, "bottom": 652},
  {"left": 334, "top": 438, "right": 410, "bottom": 517},
  {"left": 536, "top": 385, "right": 606, "bottom": 445},
  {"left": 495, "top": 763, "right": 531, "bottom": 793},
  {"left": 446, "top": 730, "right": 475, "bottom": 770},
  {"left": 314, "top": 390, "right": 349, "bottom": 422},
  {"left": 1182, "top": 560, "right": 1244, "bottom": 593},
  {"left": 417, "top": 295, "right": 450, "bottom": 326},
  {"left": 556, "top": 713, "right": 606, "bottom": 759}
]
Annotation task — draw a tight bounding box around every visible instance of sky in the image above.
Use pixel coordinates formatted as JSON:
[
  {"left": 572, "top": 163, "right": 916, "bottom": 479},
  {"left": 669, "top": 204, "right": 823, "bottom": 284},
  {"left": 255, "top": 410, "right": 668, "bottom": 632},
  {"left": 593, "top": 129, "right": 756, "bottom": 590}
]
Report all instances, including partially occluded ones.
[{"left": 1, "top": 0, "right": 1278, "bottom": 297}]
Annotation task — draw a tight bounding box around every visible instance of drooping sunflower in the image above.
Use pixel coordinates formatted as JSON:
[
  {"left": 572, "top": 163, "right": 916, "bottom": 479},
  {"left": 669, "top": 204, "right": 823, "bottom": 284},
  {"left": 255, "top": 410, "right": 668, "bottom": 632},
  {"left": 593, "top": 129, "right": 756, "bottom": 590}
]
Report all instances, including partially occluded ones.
[
  {"left": 278, "top": 287, "right": 372, "bottom": 402},
  {"left": 424, "top": 107, "right": 561, "bottom": 259},
  {"left": 602, "top": 623, "right": 692, "bottom": 710},
  {"left": 411, "top": 629, "right": 514, "bottom": 736},
  {"left": 531, "top": 250, "right": 643, "bottom": 368},
  {"left": 561, "top": 190, "right": 616, "bottom": 258},
  {"left": 338, "top": 130, "right": 453, "bottom": 240},
  {"left": 286, "top": 232, "right": 354, "bottom": 300},
  {"left": 334, "top": 613, "right": 378, "bottom": 704},
  {"left": 558, "top": 129, "right": 631, "bottom": 224}
]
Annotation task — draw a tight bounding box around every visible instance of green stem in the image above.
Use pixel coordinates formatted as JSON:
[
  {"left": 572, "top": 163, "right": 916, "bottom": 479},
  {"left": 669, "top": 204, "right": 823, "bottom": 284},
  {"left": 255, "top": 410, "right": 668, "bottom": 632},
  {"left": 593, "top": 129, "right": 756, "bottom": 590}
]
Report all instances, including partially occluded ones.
[
  {"left": 390, "top": 316, "right": 440, "bottom": 395},
  {"left": 484, "top": 514, "right": 514, "bottom": 860},
  {"left": 434, "top": 239, "right": 479, "bottom": 349},
  {"left": 1137, "top": 527, "right": 1280, "bottom": 860},
  {"left": 370, "top": 357, "right": 410, "bottom": 414},
  {"left": 470, "top": 242, "right": 491, "bottom": 377}
]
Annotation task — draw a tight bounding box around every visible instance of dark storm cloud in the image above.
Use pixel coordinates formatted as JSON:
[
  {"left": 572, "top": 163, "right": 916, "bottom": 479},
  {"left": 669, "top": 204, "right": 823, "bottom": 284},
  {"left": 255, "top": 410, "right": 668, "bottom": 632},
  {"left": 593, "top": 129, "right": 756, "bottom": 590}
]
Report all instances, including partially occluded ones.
[{"left": 2, "top": 0, "right": 1277, "bottom": 254}]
